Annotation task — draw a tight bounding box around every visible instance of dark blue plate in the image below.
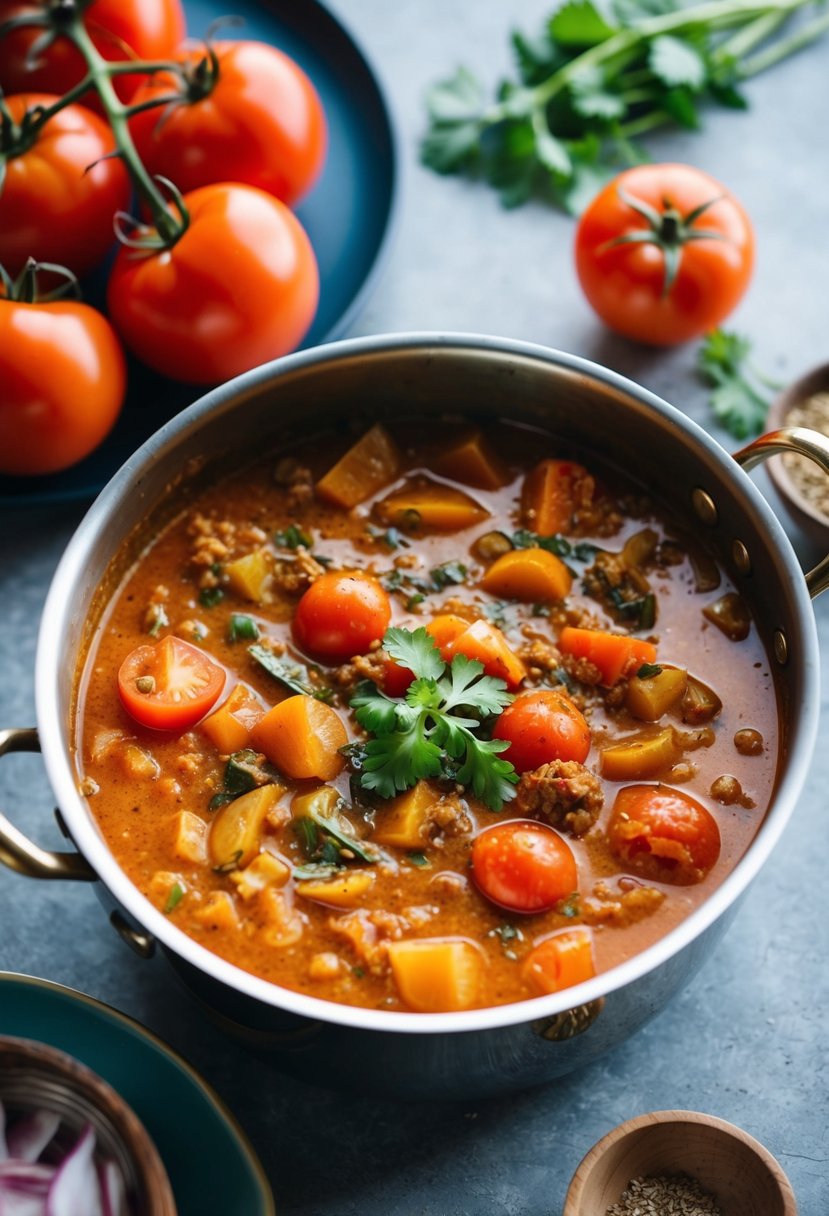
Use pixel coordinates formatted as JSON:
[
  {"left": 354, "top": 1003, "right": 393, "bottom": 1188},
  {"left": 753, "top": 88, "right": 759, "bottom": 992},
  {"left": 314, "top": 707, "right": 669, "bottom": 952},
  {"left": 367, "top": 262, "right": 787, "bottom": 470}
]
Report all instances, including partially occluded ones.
[
  {"left": 0, "top": 0, "right": 399, "bottom": 507},
  {"left": 0, "top": 972, "right": 275, "bottom": 1216}
]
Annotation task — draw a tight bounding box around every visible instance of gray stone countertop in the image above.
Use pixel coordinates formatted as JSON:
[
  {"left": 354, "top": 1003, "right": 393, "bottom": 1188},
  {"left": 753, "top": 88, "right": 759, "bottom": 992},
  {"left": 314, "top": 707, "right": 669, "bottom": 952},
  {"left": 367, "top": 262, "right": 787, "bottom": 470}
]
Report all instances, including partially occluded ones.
[{"left": 1, "top": 1, "right": 827, "bottom": 1212}]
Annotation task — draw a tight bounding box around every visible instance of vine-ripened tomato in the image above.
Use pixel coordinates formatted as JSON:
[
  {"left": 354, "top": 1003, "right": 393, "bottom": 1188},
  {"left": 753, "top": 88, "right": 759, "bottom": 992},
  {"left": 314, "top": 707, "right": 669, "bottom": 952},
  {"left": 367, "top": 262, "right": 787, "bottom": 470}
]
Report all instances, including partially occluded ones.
[
  {"left": 471, "top": 820, "right": 578, "bottom": 914},
  {"left": 117, "top": 636, "right": 226, "bottom": 732},
  {"left": 129, "top": 40, "right": 327, "bottom": 207},
  {"left": 0, "top": 0, "right": 186, "bottom": 105},
  {"left": 0, "top": 94, "right": 129, "bottom": 277},
  {"left": 0, "top": 292, "right": 125, "bottom": 475},
  {"left": 607, "top": 783, "right": 721, "bottom": 884},
  {"left": 493, "top": 689, "right": 591, "bottom": 772},
  {"left": 293, "top": 571, "right": 392, "bottom": 662},
  {"left": 106, "top": 182, "right": 319, "bottom": 384},
  {"left": 574, "top": 163, "right": 754, "bottom": 345}
]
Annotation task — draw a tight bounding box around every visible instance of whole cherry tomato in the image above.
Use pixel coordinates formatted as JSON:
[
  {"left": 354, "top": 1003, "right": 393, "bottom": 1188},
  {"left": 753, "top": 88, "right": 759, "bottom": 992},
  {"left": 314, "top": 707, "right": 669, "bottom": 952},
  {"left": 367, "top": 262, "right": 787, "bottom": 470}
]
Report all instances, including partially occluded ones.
[
  {"left": 471, "top": 820, "right": 578, "bottom": 914},
  {"left": 574, "top": 163, "right": 754, "bottom": 345},
  {"left": 0, "top": 276, "right": 125, "bottom": 475},
  {"left": 118, "top": 635, "right": 226, "bottom": 732},
  {"left": 0, "top": 93, "right": 129, "bottom": 277},
  {"left": 106, "top": 182, "right": 319, "bottom": 384},
  {"left": 130, "top": 40, "right": 327, "bottom": 207},
  {"left": 293, "top": 571, "right": 392, "bottom": 662},
  {"left": 493, "top": 688, "right": 591, "bottom": 772},
  {"left": 607, "top": 783, "right": 721, "bottom": 884},
  {"left": 0, "top": 0, "right": 186, "bottom": 106}
]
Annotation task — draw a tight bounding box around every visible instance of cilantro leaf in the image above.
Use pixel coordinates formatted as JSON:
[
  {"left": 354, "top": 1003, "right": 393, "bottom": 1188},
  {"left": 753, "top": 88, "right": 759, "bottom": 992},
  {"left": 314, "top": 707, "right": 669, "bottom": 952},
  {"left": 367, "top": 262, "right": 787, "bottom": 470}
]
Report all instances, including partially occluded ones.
[
  {"left": 383, "top": 626, "right": 444, "bottom": 680},
  {"left": 549, "top": 0, "right": 617, "bottom": 47},
  {"left": 360, "top": 726, "right": 444, "bottom": 798},
  {"left": 698, "top": 328, "right": 775, "bottom": 439},
  {"left": 649, "top": 35, "right": 707, "bottom": 89}
]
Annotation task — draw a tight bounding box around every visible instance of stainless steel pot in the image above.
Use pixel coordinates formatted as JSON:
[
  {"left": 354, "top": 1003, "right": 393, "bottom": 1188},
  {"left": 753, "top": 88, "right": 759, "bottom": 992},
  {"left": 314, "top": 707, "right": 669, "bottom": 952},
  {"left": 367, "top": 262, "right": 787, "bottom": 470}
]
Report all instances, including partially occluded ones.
[{"left": 2, "top": 335, "right": 827, "bottom": 1100}]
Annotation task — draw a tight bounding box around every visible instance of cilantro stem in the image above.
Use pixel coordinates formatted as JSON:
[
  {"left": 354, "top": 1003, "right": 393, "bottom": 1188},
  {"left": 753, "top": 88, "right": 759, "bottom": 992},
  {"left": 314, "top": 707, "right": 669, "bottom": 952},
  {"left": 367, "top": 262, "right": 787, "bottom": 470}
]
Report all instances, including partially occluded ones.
[{"left": 739, "top": 7, "right": 829, "bottom": 74}]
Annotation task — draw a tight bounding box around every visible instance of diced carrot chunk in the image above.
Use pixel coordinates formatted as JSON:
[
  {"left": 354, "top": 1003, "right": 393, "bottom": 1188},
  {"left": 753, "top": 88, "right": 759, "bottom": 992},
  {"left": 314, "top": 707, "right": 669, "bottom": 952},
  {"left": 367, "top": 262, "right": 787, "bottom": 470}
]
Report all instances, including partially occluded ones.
[
  {"left": 481, "top": 547, "right": 572, "bottom": 602},
  {"left": 446, "top": 619, "right": 527, "bottom": 689},
  {"left": 521, "top": 459, "right": 593, "bottom": 535},
  {"left": 387, "top": 938, "right": 483, "bottom": 1012},
  {"left": 522, "top": 928, "right": 595, "bottom": 996},
  {"left": 316, "top": 424, "right": 402, "bottom": 509},
  {"left": 371, "top": 780, "right": 437, "bottom": 848},
  {"left": 435, "top": 429, "right": 508, "bottom": 490},
  {"left": 201, "top": 682, "right": 266, "bottom": 754},
  {"left": 250, "top": 694, "right": 347, "bottom": 780},
  {"left": 425, "top": 614, "right": 470, "bottom": 657},
  {"left": 376, "top": 481, "right": 490, "bottom": 532},
  {"left": 558, "top": 626, "right": 656, "bottom": 686}
]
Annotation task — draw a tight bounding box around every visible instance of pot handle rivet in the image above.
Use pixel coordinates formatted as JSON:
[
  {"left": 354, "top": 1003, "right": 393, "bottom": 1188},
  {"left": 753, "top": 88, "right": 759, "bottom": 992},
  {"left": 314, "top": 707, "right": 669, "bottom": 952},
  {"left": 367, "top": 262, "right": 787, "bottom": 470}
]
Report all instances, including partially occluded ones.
[
  {"left": 773, "top": 630, "right": 789, "bottom": 666},
  {"left": 0, "top": 728, "right": 96, "bottom": 882},
  {"left": 691, "top": 488, "right": 718, "bottom": 526}
]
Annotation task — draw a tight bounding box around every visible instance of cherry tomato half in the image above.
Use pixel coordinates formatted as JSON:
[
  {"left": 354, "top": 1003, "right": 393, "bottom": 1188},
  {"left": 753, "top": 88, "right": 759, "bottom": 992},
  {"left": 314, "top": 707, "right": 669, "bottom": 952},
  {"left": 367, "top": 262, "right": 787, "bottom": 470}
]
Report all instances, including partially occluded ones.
[
  {"left": 293, "top": 571, "right": 392, "bottom": 662},
  {"left": 0, "top": 293, "right": 125, "bottom": 475},
  {"left": 493, "top": 689, "right": 591, "bottom": 772},
  {"left": 607, "top": 783, "right": 721, "bottom": 885},
  {"left": 130, "top": 40, "right": 327, "bottom": 207},
  {"left": 106, "top": 182, "right": 319, "bottom": 384},
  {"left": 574, "top": 163, "right": 754, "bottom": 346},
  {"left": 0, "top": 93, "right": 129, "bottom": 278},
  {"left": 117, "top": 636, "right": 226, "bottom": 732},
  {"left": 0, "top": 0, "right": 186, "bottom": 106},
  {"left": 471, "top": 820, "right": 577, "bottom": 914}
]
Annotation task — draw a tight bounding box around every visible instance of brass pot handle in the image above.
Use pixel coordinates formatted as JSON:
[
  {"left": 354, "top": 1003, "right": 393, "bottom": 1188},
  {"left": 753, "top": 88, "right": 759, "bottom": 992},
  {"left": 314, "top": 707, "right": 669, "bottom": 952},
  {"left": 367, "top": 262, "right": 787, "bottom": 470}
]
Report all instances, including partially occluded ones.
[
  {"left": 0, "top": 728, "right": 96, "bottom": 882},
  {"left": 734, "top": 425, "right": 829, "bottom": 600}
]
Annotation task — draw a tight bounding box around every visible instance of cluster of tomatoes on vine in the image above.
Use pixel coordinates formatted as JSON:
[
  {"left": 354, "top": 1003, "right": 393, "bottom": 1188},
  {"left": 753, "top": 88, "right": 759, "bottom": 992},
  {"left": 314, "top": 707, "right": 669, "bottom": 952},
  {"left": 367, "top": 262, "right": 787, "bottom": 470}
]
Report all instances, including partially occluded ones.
[{"left": 0, "top": 0, "right": 327, "bottom": 476}]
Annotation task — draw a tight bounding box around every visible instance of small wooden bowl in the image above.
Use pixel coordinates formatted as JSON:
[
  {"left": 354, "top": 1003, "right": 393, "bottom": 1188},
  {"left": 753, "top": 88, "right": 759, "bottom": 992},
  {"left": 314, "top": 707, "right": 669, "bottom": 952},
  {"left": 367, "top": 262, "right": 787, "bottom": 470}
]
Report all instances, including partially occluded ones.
[
  {"left": 564, "top": 1110, "right": 797, "bottom": 1216},
  {"left": 0, "top": 1035, "right": 177, "bottom": 1215},
  {"left": 765, "top": 362, "right": 829, "bottom": 546}
]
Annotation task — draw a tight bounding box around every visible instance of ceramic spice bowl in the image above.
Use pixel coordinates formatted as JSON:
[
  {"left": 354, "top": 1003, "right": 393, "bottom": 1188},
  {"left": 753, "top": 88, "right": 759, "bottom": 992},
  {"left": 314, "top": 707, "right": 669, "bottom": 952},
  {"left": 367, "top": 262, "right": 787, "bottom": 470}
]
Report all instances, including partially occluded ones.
[
  {"left": 764, "top": 361, "right": 829, "bottom": 546},
  {"left": 0, "top": 1034, "right": 177, "bottom": 1215},
  {"left": 563, "top": 1109, "right": 798, "bottom": 1216}
]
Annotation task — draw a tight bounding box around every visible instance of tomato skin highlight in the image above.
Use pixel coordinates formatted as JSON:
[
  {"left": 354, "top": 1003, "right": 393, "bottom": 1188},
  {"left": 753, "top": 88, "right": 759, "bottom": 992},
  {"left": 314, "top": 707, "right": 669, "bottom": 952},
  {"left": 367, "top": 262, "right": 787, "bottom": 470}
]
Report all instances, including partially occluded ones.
[
  {"left": 106, "top": 182, "right": 319, "bottom": 384},
  {"left": 293, "top": 572, "right": 392, "bottom": 662},
  {"left": 130, "top": 40, "right": 327, "bottom": 207},
  {"left": 493, "top": 689, "right": 591, "bottom": 772},
  {"left": 0, "top": 298, "right": 125, "bottom": 476},
  {"left": 0, "top": 93, "right": 130, "bottom": 278},
  {"left": 471, "top": 820, "right": 578, "bottom": 914},
  {"left": 574, "top": 163, "right": 754, "bottom": 345},
  {"left": 607, "top": 783, "right": 721, "bottom": 884},
  {"left": 117, "top": 636, "right": 226, "bottom": 732}
]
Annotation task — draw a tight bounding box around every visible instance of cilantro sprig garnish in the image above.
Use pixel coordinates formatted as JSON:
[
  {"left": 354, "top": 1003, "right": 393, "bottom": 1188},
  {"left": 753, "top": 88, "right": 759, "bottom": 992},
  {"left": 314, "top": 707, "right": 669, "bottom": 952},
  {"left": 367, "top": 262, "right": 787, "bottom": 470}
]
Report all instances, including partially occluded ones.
[
  {"left": 349, "top": 627, "right": 519, "bottom": 811},
  {"left": 697, "top": 328, "right": 777, "bottom": 439}
]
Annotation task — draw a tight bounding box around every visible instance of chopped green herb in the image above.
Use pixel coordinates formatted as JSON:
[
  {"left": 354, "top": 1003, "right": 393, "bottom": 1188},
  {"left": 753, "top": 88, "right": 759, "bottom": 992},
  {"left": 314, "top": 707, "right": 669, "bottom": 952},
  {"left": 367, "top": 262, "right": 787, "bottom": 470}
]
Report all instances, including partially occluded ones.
[
  {"left": 430, "top": 560, "right": 468, "bottom": 589},
  {"left": 164, "top": 881, "right": 185, "bottom": 914},
  {"left": 512, "top": 528, "right": 572, "bottom": 557},
  {"left": 199, "top": 586, "right": 224, "bottom": 609},
  {"left": 369, "top": 525, "right": 409, "bottom": 550},
  {"left": 274, "top": 524, "right": 313, "bottom": 549},
  {"left": 213, "top": 849, "right": 243, "bottom": 875},
  {"left": 293, "top": 861, "right": 343, "bottom": 881},
  {"left": 406, "top": 592, "right": 426, "bottom": 611},
  {"left": 249, "top": 643, "right": 333, "bottom": 703},
  {"left": 293, "top": 789, "right": 380, "bottom": 866},
  {"left": 227, "top": 613, "right": 259, "bottom": 643},
  {"left": 698, "top": 328, "right": 777, "bottom": 439},
  {"left": 637, "top": 662, "right": 663, "bottom": 679},
  {"left": 146, "top": 604, "right": 169, "bottom": 638},
  {"left": 352, "top": 966, "right": 365, "bottom": 979},
  {"left": 208, "top": 749, "right": 279, "bottom": 811},
  {"left": 350, "top": 627, "right": 518, "bottom": 812},
  {"left": 559, "top": 893, "right": 581, "bottom": 918},
  {"left": 407, "top": 851, "right": 431, "bottom": 868}
]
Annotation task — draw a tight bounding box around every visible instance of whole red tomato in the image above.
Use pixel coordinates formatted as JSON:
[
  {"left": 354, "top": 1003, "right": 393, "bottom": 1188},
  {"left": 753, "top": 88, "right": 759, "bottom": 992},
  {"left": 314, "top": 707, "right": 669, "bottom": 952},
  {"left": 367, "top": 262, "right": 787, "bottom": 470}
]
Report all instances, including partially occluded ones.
[
  {"left": 293, "top": 571, "right": 391, "bottom": 662},
  {"left": 106, "top": 182, "right": 319, "bottom": 384},
  {"left": 0, "top": 288, "right": 125, "bottom": 475},
  {"left": 0, "top": 93, "right": 129, "bottom": 277},
  {"left": 0, "top": 0, "right": 186, "bottom": 104},
  {"left": 574, "top": 163, "right": 754, "bottom": 345},
  {"left": 130, "top": 40, "right": 327, "bottom": 207}
]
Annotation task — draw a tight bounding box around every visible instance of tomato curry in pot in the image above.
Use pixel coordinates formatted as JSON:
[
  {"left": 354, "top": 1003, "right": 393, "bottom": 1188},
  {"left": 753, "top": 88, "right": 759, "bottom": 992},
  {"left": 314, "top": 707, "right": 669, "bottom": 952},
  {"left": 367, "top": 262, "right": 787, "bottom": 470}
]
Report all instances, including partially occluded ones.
[{"left": 74, "top": 419, "right": 778, "bottom": 1013}]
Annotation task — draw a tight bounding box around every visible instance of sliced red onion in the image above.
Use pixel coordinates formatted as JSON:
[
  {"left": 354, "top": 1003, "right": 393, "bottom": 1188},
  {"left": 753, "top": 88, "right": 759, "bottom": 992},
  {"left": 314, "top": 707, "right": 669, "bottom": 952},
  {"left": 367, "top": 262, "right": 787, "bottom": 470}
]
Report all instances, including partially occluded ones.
[
  {"left": 6, "top": 1115, "right": 61, "bottom": 1166},
  {"left": 46, "top": 1126, "right": 103, "bottom": 1216}
]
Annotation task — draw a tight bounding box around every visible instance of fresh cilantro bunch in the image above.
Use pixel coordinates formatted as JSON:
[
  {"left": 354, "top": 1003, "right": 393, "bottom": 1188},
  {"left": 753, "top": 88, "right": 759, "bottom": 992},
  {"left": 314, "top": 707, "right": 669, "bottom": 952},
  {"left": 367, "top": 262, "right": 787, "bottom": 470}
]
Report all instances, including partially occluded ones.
[
  {"left": 422, "top": 0, "right": 829, "bottom": 213},
  {"left": 349, "top": 627, "right": 518, "bottom": 811},
  {"left": 698, "top": 328, "right": 777, "bottom": 438}
]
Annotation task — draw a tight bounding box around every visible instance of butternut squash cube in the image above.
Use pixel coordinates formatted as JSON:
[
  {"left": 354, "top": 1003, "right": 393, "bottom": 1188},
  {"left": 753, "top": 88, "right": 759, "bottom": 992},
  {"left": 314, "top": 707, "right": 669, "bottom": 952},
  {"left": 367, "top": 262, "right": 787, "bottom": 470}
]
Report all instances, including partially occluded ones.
[
  {"left": 316, "top": 424, "right": 402, "bottom": 509},
  {"left": 230, "top": 849, "right": 291, "bottom": 901},
  {"left": 201, "top": 681, "right": 266, "bottom": 754},
  {"left": 435, "top": 429, "right": 507, "bottom": 490},
  {"left": 387, "top": 938, "right": 483, "bottom": 1012},
  {"left": 480, "top": 547, "right": 572, "bottom": 602},
  {"left": 224, "top": 550, "right": 273, "bottom": 604},
  {"left": 600, "top": 728, "right": 677, "bottom": 781},
  {"left": 193, "top": 890, "right": 239, "bottom": 931},
  {"left": 170, "top": 810, "right": 208, "bottom": 863},
  {"left": 259, "top": 886, "right": 304, "bottom": 948},
  {"left": 626, "top": 666, "right": 688, "bottom": 722},
  {"left": 120, "top": 743, "right": 159, "bottom": 780},
  {"left": 296, "top": 869, "right": 376, "bottom": 908},
  {"left": 376, "top": 481, "right": 490, "bottom": 532},
  {"left": 371, "top": 780, "right": 436, "bottom": 848},
  {"left": 209, "top": 783, "right": 285, "bottom": 871}
]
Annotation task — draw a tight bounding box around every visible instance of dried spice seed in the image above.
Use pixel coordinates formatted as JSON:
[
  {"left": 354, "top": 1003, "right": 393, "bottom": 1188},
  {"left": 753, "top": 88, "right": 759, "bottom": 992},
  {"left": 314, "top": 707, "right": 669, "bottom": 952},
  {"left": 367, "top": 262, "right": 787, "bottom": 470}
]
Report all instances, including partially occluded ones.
[
  {"left": 605, "top": 1172, "right": 723, "bottom": 1216},
  {"left": 782, "top": 391, "right": 829, "bottom": 519}
]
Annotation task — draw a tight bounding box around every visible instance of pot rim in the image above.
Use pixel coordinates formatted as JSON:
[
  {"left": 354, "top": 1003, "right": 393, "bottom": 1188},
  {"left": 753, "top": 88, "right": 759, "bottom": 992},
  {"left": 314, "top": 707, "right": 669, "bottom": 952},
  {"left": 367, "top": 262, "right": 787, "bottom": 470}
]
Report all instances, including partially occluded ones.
[{"left": 35, "top": 332, "right": 821, "bottom": 1035}]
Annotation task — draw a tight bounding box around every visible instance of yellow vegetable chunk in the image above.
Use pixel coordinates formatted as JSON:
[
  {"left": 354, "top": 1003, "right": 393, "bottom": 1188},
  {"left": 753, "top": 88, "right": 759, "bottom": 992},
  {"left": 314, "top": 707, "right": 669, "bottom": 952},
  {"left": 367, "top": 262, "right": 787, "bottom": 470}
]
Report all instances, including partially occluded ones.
[
  {"left": 480, "top": 547, "right": 572, "bottom": 602},
  {"left": 224, "top": 550, "right": 273, "bottom": 603},
  {"left": 209, "top": 783, "right": 285, "bottom": 871},
  {"left": 120, "top": 743, "right": 159, "bottom": 780},
  {"left": 291, "top": 784, "right": 341, "bottom": 820},
  {"left": 681, "top": 675, "right": 723, "bottom": 724},
  {"left": 387, "top": 938, "right": 483, "bottom": 1012},
  {"left": 316, "top": 424, "right": 402, "bottom": 509},
  {"left": 201, "top": 681, "right": 266, "bottom": 754},
  {"left": 259, "top": 886, "right": 304, "bottom": 948},
  {"left": 296, "top": 869, "right": 376, "bottom": 908},
  {"left": 371, "top": 780, "right": 436, "bottom": 848},
  {"left": 193, "top": 891, "right": 239, "bottom": 931},
  {"left": 170, "top": 810, "right": 207, "bottom": 863},
  {"left": 435, "top": 429, "right": 507, "bottom": 490},
  {"left": 376, "top": 481, "right": 490, "bottom": 532},
  {"left": 626, "top": 666, "right": 688, "bottom": 722},
  {"left": 230, "top": 850, "right": 291, "bottom": 901},
  {"left": 600, "top": 728, "right": 678, "bottom": 781}
]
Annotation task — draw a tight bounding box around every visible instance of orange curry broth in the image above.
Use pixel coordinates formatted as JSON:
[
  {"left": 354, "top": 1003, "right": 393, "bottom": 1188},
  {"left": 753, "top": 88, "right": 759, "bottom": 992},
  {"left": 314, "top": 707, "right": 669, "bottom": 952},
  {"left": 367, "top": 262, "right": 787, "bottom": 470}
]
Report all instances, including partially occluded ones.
[{"left": 74, "top": 420, "right": 779, "bottom": 1012}]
